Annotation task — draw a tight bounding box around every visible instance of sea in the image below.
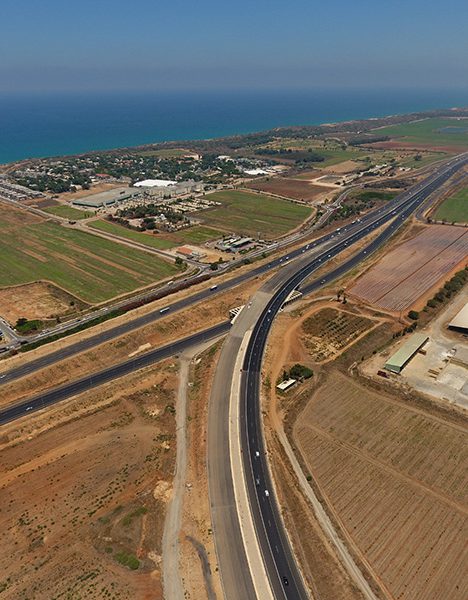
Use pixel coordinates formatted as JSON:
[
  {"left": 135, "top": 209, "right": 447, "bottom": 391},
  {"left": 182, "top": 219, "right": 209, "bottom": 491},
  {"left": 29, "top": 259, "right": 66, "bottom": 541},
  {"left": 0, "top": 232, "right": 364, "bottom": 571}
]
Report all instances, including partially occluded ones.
[{"left": 1, "top": 87, "right": 467, "bottom": 165}]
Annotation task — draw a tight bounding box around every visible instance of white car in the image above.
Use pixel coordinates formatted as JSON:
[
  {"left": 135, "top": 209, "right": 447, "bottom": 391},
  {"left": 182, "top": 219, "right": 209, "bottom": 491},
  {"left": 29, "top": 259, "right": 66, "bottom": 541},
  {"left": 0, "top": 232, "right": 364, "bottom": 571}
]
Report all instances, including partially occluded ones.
[{"left": 264, "top": 490, "right": 270, "bottom": 497}]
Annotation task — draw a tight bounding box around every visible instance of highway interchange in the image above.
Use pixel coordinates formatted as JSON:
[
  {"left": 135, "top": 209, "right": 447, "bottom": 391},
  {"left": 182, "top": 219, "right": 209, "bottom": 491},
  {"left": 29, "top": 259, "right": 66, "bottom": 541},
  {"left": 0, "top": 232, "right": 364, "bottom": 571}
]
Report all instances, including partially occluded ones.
[{"left": 0, "top": 152, "right": 466, "bottom": 598}]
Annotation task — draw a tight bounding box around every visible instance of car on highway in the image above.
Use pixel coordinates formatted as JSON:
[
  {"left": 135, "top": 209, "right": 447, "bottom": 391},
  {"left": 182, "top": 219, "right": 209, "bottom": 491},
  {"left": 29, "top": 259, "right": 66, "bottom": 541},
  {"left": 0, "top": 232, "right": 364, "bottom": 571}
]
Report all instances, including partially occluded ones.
[
  {"left": 282, "top": 576, "right": 289, "bottom": 586},
  {"left": 26, "top": 406, "right": 33, "bottom": 411},
  {"left": 210, "top": 285, "right": 218, "bottom": 290},
  {"left": 264, "top": 489, "right": 269, "bottom": 497},
  {"left": 159, "top": 307, "right": 170, "bottom": 314}
]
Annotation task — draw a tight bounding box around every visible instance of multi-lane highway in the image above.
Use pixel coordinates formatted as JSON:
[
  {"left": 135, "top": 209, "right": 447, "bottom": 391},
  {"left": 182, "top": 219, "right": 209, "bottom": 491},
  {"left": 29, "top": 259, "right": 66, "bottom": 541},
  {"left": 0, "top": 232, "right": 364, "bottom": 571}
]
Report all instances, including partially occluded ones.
[
  {"left": 212, "top": 152, "right": 467, "bottom": 600},
  {"left": 0, "top": 152, "right": 465, "bottom": 600},
  {"left": 0, "top": 153, "right": 465, "bottom": 421},
  {"left": 0, "top": 321, "right": 231, "bottom": 425},
  {"left": 2, "top": 153, "right": 464, "bottom": 390}
]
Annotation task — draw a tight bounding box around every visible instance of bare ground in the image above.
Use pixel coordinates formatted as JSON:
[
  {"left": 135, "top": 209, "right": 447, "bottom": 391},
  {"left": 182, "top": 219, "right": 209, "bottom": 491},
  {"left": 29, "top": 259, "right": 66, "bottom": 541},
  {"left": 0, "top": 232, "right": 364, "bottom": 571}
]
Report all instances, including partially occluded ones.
[{"left": 0, "top": 359, "right": 179, "bottom": 600}]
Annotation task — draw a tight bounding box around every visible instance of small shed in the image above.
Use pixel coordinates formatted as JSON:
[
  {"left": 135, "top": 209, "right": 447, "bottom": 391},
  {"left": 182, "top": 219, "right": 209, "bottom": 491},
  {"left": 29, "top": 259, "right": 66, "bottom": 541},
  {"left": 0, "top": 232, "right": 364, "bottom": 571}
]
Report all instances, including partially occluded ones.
[{"left": 276, "top": 378, "right": 297, "bottom": 392}]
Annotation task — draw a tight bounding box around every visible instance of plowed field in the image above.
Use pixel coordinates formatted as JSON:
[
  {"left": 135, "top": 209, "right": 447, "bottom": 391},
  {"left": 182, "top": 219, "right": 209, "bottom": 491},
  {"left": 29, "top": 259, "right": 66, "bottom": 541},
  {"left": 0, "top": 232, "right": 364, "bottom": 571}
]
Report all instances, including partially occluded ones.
[
  {"left": 294, "top": 371, "right": 468, "bottom": 600},
  {"left": 246, "top": 178, "right": 327, "bottom": 202},
  {"left": 348, "top": 225, "right": 468, "bottom": 311}
]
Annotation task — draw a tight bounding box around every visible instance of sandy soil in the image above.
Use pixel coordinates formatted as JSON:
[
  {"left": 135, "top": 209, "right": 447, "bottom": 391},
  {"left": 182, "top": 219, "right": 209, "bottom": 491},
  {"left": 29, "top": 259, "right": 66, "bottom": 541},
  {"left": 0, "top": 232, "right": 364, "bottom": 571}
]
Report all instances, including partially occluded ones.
[
  {"left": 0, "top": 281, "right": 88, "bottom": 324},
  {"left": 0, "top": 359, "right": 179, "bottom": 600}
]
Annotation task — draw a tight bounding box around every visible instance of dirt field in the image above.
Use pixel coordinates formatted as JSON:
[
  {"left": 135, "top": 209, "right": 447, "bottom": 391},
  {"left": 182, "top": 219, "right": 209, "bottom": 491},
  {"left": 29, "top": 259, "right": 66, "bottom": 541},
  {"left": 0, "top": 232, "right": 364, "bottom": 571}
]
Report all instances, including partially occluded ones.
[
  {"left": 246, "top": 177, "right": 330, "bottom": 202},
  {"left": 0, "top": 359, "right": 178, "bottom": 600},
  {"left": 294, "top": 371, "right": 468, "bottom": 600},
  {"left": 0, "top": 281, "right": 88, "bottom": 324},
  {"left": 348, "top": 225, "right": 468, "bottom": 311},
  {"left": 322, "top": 160, "right": 362, "bottom": 174}
]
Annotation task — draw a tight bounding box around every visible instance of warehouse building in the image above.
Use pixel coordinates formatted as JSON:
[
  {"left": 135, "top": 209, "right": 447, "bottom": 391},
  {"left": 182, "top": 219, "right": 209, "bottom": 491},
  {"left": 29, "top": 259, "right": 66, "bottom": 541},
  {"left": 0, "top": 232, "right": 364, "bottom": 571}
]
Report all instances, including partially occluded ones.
[
  {"left": 71, "top": 187, "right": 139, "bottom": 208},
  {"left": 384, "top": 333, "right": 429, "bottom": 374},
  {"left": 448, "top": 303, "right": 468, "bottom": 334}
]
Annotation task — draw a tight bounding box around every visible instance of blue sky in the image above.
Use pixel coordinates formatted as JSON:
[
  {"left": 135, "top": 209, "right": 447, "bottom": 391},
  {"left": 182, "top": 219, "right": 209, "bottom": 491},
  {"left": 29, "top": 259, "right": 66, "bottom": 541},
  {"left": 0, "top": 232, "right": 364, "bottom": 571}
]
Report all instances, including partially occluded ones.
[{"left": 1, "top": 0, "right": 467, "bottom": 92}]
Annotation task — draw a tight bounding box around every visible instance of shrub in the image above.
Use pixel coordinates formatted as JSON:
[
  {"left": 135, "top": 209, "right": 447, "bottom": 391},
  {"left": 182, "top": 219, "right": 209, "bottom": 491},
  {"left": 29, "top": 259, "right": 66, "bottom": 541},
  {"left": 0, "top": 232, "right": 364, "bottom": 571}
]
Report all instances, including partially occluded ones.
[{"left": 408, "top": 310, "right": 419, "bottom": 320}]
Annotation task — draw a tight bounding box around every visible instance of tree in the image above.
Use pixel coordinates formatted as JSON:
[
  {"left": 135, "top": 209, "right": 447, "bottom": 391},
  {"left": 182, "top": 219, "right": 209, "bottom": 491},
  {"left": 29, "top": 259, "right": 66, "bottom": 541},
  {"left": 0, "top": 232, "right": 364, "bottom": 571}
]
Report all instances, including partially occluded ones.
[
  {"left": 210, "top": 262, "right": 219, "bottom": 271},
  {"left": 408, "top": 310, "right": 419, "bottom": 320}
]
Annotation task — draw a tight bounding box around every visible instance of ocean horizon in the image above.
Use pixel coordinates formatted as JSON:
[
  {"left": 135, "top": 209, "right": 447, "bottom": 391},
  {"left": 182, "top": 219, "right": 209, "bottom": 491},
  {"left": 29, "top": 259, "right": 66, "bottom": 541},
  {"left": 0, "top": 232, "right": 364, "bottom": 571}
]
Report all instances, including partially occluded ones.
[{"left": 1, "top": 87, "right": 467, "bottom": 165}]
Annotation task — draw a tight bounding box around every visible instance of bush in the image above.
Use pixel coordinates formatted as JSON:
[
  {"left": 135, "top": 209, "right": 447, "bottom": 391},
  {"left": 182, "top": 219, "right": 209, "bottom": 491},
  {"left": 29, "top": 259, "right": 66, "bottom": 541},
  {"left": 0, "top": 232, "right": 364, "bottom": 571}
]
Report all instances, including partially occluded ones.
[
  {"left": 289, "top": 364, "right": 313, "bottom": 380},
  {"left": 408, "top": 310, "right": 419, "bottom": 320},
  {"left": 115, "top": 552, "right": 140, "bottom": 570}
]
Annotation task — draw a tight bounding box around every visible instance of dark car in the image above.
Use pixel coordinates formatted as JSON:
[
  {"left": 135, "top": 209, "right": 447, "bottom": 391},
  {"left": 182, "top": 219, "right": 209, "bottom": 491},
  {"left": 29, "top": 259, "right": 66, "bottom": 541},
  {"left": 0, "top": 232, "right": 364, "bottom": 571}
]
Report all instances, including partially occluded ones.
[{"left": 282, "top": 576, "right": 289, "bottom": 586}]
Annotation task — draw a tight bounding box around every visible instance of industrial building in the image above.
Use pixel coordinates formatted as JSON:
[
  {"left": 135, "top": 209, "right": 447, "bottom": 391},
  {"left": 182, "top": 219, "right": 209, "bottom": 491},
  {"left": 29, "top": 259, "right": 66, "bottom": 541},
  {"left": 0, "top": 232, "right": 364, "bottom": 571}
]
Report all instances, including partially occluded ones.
[
  {"left": 448, "top": 303, "right": 468, "bottom": 334},
  {"left": 384, "top": 333, "right": 429, "bottom": 374},
  {"left": 134, "top": 179, "right": 177, "bottom": 188},
  {"left": 175, "top": 246, "right": 207, "bottom": 260},
  {"left": 71, "top": 187, "right": 139, "bottom": 208}
]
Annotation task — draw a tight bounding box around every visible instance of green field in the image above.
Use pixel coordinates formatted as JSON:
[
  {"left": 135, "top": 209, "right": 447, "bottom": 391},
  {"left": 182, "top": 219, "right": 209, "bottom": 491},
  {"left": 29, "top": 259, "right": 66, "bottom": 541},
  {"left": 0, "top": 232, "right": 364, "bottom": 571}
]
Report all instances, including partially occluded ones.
[
  {"left": 44, "top": 205, "right": 93, "bottom": 220},
  {"left": 371, "top": 118, "right": 468, "bottom": 148},
  {"left": 165, "top": 225, "right": 224, "bottom": 245},
  {"left": 0, "top": 212, "right": 179, "bottom": 303},
  {"left": 196, "top": 190, "right": 312, "bottom": 238},
  {"left": 88, "top": 219, "right": 176, "bottom": 249},
  {"left": 433, "top": 188, "right": 468, "bottom": 223},
  {"left": 399, "top": 151, "right": 448, "bottom": 169},
  {"left": 89, "top": 220, "right": 223, "bottom": 248}
]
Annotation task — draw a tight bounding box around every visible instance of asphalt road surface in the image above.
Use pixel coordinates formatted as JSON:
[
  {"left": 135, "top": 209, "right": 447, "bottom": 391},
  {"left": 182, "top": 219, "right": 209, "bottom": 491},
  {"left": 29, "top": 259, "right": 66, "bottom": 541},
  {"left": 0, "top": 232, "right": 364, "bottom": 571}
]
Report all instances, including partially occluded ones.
[
  {"left": 238, "top": 153, "right": 467, "bottom": 599},
  {"left": 0, "top": 321, "right": 230, "bottom": 426},
  {"left": 0, "top": 153, "right": 465, "bottom": 600},
  {"left": 1, "top": 153, "right": 465, "bottom": 390}
]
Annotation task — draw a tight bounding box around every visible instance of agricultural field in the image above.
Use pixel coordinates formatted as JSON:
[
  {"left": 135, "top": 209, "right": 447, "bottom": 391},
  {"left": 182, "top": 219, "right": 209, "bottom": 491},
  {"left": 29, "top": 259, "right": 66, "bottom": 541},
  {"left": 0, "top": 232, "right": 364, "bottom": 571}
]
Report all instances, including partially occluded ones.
[
  {"left": 246, "top": 177, "right": 329, "bottom": 202},
  {"left": 399, "top": 151, "right": 448, "bottom": 169},
  {"left": 88, "top": 219, "right": 176, "bottom": 250},
  {"left": 349, "top": 225, "right": 468, "bottom": 311},
  {"left": 433, "top": 187, "right": 468, "bottom": 223},
  {"left": 300, "top": 308, "right": 374, "bottom": 362},
  {"left": 0, "top": 206, "right": 179, "bottom": 304},
  {"left": 162, "top": 224, "right": 225, "bottom": 245},
  {"left": 0, "top": 360, "right": 178, "bottom": 600},
  {"left": 370, "top": 117, "right": 468, "bottom": 150},
  {"left": 0, "top": 282, "right": 87, "bottom": 324},
  {"left": 195, "top": 190, "right": 312, "bottom": 238},
  {"left": 43, "top": 205, "right": 92, "bottom": 220},
  {"left": 89, "top": 220, "right": 224, "bottom": 249},
  {"left": 259, "top": 138, "right": 369, "bottom": 166},
  {"left": 294, "top": 371, "right": 468, "bottom": 600}
]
